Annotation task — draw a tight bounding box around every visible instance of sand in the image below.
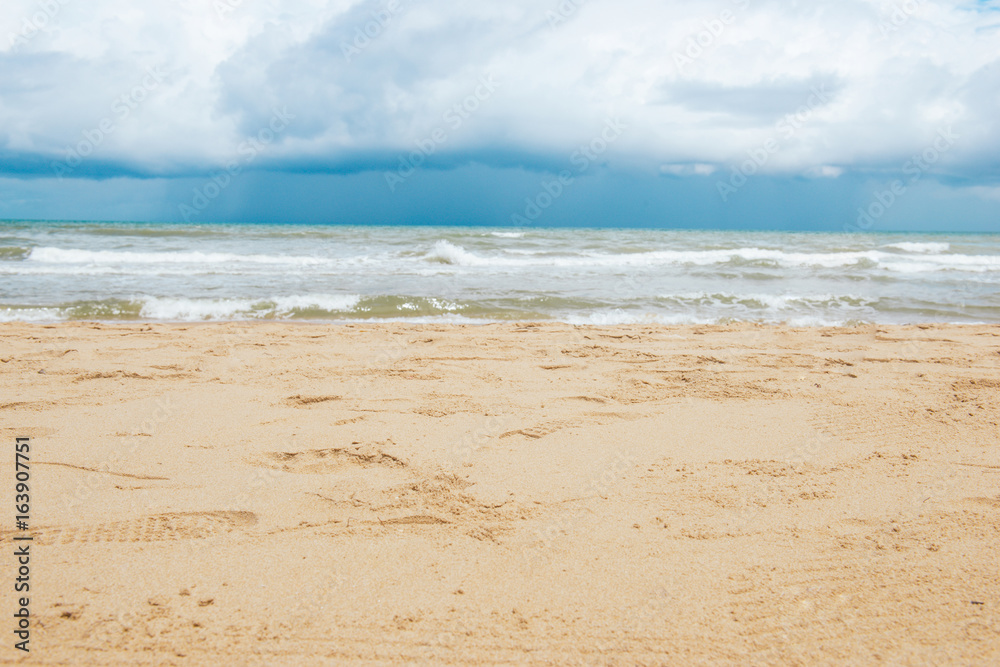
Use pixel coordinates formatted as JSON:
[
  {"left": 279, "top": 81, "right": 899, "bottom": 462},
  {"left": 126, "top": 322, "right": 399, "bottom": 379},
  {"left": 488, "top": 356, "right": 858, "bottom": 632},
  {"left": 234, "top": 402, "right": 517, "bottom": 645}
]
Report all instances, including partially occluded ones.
[{"left": 1, "top": 321, "right": 999, "bottom": 665}]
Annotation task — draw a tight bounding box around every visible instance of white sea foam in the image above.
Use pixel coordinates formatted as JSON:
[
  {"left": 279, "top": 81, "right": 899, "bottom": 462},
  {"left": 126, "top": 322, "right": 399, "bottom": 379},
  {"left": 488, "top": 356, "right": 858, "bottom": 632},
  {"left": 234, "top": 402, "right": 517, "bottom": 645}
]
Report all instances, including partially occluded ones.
[
  {"left": 563, "top": 311, "right": 717, "bottom": 326},
  {"left": 0, "top": 307, "right": 65, "bottom": 323},
  {"left": 425, "top": 240, "right": 496, "bottom": 266},
  {"left": 29, "top": 247, "right": 329, "bottom": 266},
  {"left": 17, "top": 242, "right": 1000, "bottom": 276},
  {"left": 138, "top": 294, "right": 362, "bottom": 320},
  {"left": 563, "top": 304, "right": 861, "bottom": 326},
  {"left": 490, "top": 231, "right": 525, "bottom": 238},
  {"left": 657, "top": 292, "right": 876, "bottom": 312},
  {"left": 503, "top": 249, "right": 548, "bottom": 256},
  {"left": 272, "top": 295, "right": 361, "bottom": 313},
  {"left": 139, "top": 297, "right": 260, "bottom": 320},
  {"left": 884, "top": 242, "right": 950, "bottom": 253},
  {"left": 0, "top": 265, "right": 133, "bottom": 276},
  {"left": 423, "top": 241, "right": 999, "bottom": 273},
  {"left": 561, "top": 309, "right": 853, "bottom": 326},
  {"left": 427, "top": 241, "right": 883, "bottom": 269}
]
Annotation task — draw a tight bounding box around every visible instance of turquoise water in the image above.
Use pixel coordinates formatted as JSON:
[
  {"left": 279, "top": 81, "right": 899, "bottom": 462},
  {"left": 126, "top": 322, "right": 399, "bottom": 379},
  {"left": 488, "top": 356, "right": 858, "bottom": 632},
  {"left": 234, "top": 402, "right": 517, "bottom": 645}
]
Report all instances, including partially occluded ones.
[{"left": 1, "top": 221, "right": 999, "bottom": 325}]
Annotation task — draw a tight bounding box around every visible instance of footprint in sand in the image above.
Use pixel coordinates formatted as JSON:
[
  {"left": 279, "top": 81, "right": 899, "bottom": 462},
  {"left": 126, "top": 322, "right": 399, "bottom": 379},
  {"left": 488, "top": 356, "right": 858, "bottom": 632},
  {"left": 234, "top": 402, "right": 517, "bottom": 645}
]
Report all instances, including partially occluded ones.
[
  {"left": 24, "top": 511, "right": 259, "bottom": 545},
  {"left": 252, "top": 443, "right": 407, "bottom": 473}
]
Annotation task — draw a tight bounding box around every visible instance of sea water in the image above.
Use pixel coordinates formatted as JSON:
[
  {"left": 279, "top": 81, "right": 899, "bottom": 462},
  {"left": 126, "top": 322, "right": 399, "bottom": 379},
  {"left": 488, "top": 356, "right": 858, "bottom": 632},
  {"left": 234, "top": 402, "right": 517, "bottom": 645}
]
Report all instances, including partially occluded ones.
[{"left": 2, "top": 221, "right": 998, "bottom": 325}]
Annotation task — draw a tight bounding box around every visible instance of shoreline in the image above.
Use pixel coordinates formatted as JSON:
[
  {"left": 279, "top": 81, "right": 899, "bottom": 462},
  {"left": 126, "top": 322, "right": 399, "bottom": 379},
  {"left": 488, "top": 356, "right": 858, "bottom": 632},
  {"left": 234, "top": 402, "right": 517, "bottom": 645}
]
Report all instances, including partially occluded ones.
[{"left": 4, "top": 319, "right": 999, "bottom": 328}]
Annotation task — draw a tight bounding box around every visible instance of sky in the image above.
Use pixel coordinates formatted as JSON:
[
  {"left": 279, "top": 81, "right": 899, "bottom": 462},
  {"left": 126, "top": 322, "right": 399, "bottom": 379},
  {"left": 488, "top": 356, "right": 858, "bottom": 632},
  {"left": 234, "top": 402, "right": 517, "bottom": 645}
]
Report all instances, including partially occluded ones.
[{"left": 1, "top": 0, "right": 999, "bottom": 231}]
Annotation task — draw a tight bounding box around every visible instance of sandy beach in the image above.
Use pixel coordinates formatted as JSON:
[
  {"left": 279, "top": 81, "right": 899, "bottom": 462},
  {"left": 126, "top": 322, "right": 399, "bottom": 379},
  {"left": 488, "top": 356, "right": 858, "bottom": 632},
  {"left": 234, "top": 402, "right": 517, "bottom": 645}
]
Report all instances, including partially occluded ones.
[{"left": 2, "top": 321, "right": 999, "bottom": 665}]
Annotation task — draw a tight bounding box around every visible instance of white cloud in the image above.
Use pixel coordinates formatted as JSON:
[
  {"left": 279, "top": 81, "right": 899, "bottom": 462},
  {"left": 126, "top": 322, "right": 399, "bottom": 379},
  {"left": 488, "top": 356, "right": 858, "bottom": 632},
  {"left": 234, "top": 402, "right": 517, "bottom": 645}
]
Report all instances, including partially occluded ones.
[{"left": 1, "top": 0, "right": 998, "bottom": 179}]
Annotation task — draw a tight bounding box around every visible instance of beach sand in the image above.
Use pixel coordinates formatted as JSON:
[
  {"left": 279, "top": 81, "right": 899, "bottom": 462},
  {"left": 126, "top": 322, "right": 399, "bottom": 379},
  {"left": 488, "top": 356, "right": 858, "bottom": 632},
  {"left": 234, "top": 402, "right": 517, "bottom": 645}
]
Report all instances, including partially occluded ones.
[{"left": 2, "top": 321, "right": 999, "bottom": 665}]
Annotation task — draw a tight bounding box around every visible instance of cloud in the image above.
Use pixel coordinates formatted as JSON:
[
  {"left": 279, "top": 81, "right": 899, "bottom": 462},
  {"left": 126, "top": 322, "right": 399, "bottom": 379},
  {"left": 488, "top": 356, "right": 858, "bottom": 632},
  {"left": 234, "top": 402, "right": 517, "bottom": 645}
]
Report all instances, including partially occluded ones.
[
  {"left": 653, "top": 76, "right": 841, "bottom": 120},
  {"left": 1, "top": 0, "right": 999, "bottom": 184}
]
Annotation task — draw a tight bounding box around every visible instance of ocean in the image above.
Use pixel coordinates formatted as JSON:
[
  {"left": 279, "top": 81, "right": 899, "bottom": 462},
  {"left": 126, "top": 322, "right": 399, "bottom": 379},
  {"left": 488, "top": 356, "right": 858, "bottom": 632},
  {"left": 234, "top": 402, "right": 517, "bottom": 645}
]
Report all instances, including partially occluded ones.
[{"left": 1, "top": 221, "right": 998, "bottom": 326}]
